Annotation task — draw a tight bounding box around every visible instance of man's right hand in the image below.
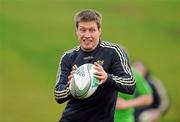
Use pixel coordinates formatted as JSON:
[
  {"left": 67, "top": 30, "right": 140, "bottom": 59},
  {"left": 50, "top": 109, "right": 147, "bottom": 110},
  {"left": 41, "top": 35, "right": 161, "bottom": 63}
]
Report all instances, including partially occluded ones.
[{"left": 68, "top": 70, "right": 75, "bottom": 86}]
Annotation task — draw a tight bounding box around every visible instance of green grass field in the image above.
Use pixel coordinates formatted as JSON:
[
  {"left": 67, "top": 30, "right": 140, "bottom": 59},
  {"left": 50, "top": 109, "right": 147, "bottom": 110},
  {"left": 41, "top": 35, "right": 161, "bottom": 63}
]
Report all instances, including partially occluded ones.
[{"left": 1, "top": 0, "right": 180, "bottom": 121}]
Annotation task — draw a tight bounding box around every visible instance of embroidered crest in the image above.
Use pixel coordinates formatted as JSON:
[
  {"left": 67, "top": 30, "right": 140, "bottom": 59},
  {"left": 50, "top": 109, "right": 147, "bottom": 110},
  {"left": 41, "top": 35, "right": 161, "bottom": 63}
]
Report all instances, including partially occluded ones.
[{"left": 95, "top": 60, "right": 104, "bottom": 66}]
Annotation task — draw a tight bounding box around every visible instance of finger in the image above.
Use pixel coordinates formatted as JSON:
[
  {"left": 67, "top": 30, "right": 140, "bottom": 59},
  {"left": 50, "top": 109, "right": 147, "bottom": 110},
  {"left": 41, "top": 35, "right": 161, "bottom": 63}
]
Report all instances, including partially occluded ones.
[
  {"left": 98, "top": 80, "right": 105, "bottom": 85},
  {"left": 95, "top": 75, "right": 106, "bottom": 83},
  {"left": 94, "top": 67, "right": 102, "bottom": 72},
  {"left": 94, "top": 66, "right": 104, "bottom": 73},
  {"left": 71, "top": 70, "right": 76, "bottom": 75},
  {"left": 67, "top": 78, "right": 73, "bottom": 86},
  {"left": 94, "top": 63, "right": 102, "bottom": 69},
  {"left": 94, "top": 62, "right": 99, "bottom": 66},
  {"left": 68, "top": 70, "right": 75, "bottom": 80},
  {"left": 67, "top": 80, "right": 70, "bottom": 85},
  {"left": 94, "top": 70, "right": 103, "bottom": 76},
  {"left": 95, "top": 74, "right": 103, "bottom": 79},
  {"left": 68, "top": 74, "right": 74, "bottom": 81},
  {"left": 68, "top": 75, "right": 72, "bottom": 80}
]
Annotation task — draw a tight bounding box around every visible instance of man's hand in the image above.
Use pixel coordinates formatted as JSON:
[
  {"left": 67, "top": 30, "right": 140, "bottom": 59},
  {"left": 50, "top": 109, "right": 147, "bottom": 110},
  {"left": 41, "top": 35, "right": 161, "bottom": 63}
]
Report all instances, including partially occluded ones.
[
  {"left": 67, "top": 70, "right": 75, "bottom": 86},
  {"left": 94, "top": 62, "right": 108, "bottom": 85}
]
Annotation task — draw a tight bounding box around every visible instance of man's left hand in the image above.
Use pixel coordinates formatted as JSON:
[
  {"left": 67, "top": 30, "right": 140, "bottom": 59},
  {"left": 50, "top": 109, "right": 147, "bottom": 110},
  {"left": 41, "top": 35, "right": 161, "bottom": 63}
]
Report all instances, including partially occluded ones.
[{"left": 94, "top": 62, "right": 108, "bottom": 85}]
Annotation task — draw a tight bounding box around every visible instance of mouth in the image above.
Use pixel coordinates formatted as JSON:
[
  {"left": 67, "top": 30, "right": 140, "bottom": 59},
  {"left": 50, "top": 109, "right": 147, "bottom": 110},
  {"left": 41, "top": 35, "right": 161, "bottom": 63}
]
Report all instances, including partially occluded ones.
[{"left": 83, "top": 38, "right": 92, "bottom": 44}]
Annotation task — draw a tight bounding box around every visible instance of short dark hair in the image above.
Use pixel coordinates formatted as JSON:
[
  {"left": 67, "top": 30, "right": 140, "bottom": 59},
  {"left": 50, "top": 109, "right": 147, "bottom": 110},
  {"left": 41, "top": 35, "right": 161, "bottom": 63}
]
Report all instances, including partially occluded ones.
[{"left": 74, "top": 9, "right": 102, "bottom": 29}]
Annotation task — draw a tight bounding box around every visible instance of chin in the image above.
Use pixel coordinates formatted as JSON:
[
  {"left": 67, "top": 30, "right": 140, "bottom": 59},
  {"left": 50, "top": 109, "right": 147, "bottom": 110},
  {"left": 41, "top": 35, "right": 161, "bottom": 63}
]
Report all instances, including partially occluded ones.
[
  {"left": 82, "top": 45, "right": 91, "bottom": 49},
  {"left": 82, "top": 47, "right": 93, "bottom": 52},
  {"left": 85, "top": 48, "right": 92, "bottom": 51}
]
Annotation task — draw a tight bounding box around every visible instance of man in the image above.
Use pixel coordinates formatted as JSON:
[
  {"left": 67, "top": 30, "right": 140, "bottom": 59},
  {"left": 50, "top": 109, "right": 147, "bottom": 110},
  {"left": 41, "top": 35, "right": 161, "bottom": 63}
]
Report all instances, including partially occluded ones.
[
  {"left": 115, "top": 68, "right": 153, "bottom": 122},
  {"left": 54, "top": 9, "right": 135, "bottom": 122},
  {"left": 133, "top": 61, "right": 169, "bottom": 122}
]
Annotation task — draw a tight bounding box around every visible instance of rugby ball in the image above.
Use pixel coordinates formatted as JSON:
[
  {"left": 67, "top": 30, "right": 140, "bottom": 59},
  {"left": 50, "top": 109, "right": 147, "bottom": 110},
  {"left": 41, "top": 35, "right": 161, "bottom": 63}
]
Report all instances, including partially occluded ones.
[{"left": 70, "top": 63, "right": 99, "bottom": 99}]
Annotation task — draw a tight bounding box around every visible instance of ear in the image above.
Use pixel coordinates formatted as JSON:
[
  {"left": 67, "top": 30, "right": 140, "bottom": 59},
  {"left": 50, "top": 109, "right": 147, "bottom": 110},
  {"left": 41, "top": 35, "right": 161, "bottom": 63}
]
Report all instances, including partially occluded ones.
[
  {"left": 99, "top": 28, "right": 102, "bottom": 36},
  {"left": 75, "top": 28, "right": 78, "bottom": 36}
]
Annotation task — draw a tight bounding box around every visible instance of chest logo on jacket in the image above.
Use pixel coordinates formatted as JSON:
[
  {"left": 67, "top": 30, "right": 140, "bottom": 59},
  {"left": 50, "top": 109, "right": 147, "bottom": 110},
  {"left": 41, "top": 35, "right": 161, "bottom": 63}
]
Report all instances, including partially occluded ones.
[{"left": 95, "top": 60, "right": 104, "bottom": 66}]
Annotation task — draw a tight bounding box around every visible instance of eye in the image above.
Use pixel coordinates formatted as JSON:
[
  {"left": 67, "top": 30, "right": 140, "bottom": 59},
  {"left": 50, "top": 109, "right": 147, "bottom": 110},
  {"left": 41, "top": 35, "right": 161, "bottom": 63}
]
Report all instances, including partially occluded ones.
[
  {"left": 89, "top": 28, "right": 96, "bottom": 33},
  {"left": 79, "top": 28, "right": 86, "bottom": 33}
]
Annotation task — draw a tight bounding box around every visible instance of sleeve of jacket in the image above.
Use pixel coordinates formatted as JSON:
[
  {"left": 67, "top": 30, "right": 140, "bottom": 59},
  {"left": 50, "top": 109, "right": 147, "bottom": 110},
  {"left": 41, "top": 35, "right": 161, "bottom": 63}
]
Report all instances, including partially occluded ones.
[
  {"left": 106, "top": 45, "right": 136, "bottom": 94},
  {"left": 54, "top": 53, "right": 72, "bottom": 104}
]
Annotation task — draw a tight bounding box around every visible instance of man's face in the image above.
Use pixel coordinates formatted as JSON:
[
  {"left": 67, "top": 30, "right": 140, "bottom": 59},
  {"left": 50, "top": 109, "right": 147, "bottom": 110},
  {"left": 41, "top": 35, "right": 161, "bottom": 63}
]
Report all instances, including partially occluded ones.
[{"left": 76, "top": 21, "right": 101, "bottom": 52}]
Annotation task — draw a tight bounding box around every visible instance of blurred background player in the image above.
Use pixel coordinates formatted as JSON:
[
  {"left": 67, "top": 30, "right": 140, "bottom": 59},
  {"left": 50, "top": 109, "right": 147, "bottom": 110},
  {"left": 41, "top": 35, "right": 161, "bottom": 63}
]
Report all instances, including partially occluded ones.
[
  {"left": 133, "top": 60, "right": 170, "bottom": 122},
  {"left": 115, "top": 68, "right": 153, "bottom": 122}
]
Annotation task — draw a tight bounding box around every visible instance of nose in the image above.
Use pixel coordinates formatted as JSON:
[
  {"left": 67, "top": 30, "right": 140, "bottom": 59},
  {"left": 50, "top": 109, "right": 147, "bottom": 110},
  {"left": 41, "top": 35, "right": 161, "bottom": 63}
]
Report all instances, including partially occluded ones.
[{"left": 84, "top": 31, "right": 91, "bottom": 38}]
